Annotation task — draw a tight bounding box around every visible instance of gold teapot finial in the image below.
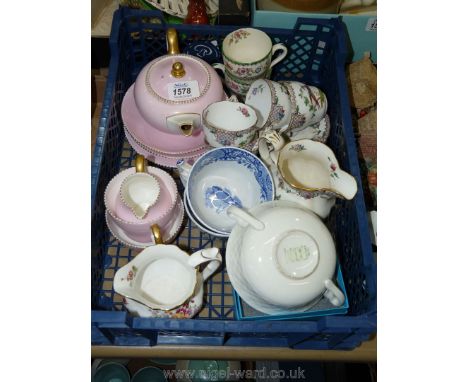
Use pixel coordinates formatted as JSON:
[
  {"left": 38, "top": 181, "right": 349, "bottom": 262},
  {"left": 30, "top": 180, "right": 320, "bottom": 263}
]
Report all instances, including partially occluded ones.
[
  {"left": 166, "top": 28, "right": 180, "bottom": 55},
  {"left": 171, "top": 62, "right": 185, "bottom": 78}
]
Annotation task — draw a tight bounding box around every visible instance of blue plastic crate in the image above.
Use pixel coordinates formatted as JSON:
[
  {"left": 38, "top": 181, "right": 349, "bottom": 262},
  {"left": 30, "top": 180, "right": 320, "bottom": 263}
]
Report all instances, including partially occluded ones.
[
  {"left": 233, "top": 264, "right": 349, "bottom": 321},
  {"left": 91, "top": 7, "right": 377, "bottom": 350}
]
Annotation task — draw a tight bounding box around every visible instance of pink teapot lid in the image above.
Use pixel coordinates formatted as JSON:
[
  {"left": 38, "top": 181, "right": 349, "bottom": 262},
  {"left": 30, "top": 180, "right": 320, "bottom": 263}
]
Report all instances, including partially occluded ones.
[{"left": 141, "top": 54, "right": 212, "bottom": 104}]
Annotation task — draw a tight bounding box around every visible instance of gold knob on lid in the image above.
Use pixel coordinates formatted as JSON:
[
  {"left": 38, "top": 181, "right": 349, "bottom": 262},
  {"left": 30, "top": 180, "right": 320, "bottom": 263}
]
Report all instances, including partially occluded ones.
[{"left": 171, "top": 62, "right": 186, "bottom": 78}]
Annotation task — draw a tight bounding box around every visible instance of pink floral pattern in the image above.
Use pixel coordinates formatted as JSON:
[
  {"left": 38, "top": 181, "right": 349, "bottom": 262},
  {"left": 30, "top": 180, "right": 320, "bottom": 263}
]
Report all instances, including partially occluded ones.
[
  {"left": 227, "top": 29, "right": 251, "bottom": 45},
  {"left": 328, "top": 157, "right": 339, "bottom": 178},
  {"left": 126, "top": 266, "right": 137, "bottom": 282},
  {"left": 123, "top": 297, "right": 200, "bottom": 319},
  {"left": 237, "top": 106, "right": 250, "bottom": 117}
]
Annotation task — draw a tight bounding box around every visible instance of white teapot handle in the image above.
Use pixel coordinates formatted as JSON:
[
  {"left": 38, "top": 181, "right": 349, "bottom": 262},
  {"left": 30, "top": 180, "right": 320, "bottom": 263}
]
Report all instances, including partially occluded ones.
[
  {"left": 227, "top": 206, "right": 265, "bottom": 231},
  {"left": 187, "top": 248, "right": 222, "bottom": 281},
  {"left": 323, "top": 279, "right": 345, "bottom": 307}
]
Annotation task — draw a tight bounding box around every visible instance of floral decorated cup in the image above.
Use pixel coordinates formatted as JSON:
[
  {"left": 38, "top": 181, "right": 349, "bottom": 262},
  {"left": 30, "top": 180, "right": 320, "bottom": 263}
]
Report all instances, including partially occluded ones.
[
  {"left": 114, "top": 245, "right": 222, "bottom": 319},
  {"left": 202, "top": 100, "right": 258, "bottom": 149},
  {"left": 279, "top": 81, "right": 328, "bottom": 131},
  {"left": 221, "top": 28, "right": 287, "bottom": 80},
  {"left": 259, "top": 132, "right": 357, "bottom": 218},
  {"left": 245, "top": 79, "right": 292, "bottom": 132},
  {"left": 213, "top": 63, "right": 272, "bottom": 98}
]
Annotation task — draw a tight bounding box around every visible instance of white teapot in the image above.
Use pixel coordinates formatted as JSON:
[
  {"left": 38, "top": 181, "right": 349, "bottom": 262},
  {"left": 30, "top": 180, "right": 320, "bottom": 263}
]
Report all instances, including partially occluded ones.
[{"left": 258, "top": 131, "right": 357, "bottom": 219}]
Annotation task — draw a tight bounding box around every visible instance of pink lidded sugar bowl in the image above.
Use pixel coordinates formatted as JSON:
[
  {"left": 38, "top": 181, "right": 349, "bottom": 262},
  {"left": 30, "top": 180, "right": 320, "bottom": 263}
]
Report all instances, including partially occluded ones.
[{"left": 104, "top": 155, "right": 184, "bottom": 248}]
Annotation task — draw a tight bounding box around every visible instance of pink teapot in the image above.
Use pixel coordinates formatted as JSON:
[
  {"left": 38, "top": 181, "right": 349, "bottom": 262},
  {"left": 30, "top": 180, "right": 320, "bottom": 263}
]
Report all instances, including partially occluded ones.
[{"left": 133, "top": 28, "right": 225, "bottom": 137}]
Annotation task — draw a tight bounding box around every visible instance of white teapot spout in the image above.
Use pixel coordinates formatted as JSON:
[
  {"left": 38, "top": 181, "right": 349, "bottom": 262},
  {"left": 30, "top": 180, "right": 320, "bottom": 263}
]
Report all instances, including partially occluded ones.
[{"left": 176, "top": 159, "right": 193, "bottom": 187}]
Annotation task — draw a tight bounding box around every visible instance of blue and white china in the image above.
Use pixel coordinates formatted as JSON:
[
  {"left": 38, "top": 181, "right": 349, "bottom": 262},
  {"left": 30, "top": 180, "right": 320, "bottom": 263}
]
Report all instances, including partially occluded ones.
[
  {"left": 183, "top": 191, "right": 229, "bottom": 238},
  {"left": 183, "top": 40, "right": 221, "bottom": 64},
  {"left": 182, "top": 147, "right": 274, "bottom": 234}
]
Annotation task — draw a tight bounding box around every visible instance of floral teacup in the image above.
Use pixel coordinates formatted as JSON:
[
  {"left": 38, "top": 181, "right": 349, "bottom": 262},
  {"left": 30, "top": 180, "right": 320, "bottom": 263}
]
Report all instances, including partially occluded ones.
[
  {"left": 213, "top": 63, "right": 272, "bottom": 98},
  {"left": 202, "top": 100, "right": 258, "bottom": 149},
  {"left": 114, "top": 244, "right": 222, "bottom": 319},
  {"left": 245, "top": 79, "right": 292, "bottom": 132},
  {"left": 221, "top": 28, "right": 287, "bottom": 80},
  {"left": 279, "top": 81, "right": 328, "bottom": 131}
]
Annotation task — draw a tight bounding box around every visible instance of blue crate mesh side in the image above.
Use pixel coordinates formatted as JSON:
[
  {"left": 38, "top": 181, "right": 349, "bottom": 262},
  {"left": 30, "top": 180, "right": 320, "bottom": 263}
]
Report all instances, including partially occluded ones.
[
  {"left": 316, "top": 23, "right": 376, "bottom": 317},
  {"left": 91, "top": 71, "right": 125, "bottom": 308},
  {"left": 108, "top": 8, "right": 341, "bottom": 88},
  {"left": 91, "top": 8, "right": 376, "bottom": 349}
]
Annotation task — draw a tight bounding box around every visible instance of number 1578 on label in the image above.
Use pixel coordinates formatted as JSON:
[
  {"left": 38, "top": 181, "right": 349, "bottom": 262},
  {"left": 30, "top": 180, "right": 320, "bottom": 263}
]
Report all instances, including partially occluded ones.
[{"left": 167, "top": 80, "right": 200, "bottom": 100}]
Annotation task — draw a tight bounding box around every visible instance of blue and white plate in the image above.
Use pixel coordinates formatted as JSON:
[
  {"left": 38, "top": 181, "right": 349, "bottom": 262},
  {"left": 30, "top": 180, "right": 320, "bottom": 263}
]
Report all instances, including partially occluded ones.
[
  {"left": 186, "top": 147, "right": 274, "bottom": 234},
  {"left": 183, "top": 41, "right": 221, "bottom": 64}
]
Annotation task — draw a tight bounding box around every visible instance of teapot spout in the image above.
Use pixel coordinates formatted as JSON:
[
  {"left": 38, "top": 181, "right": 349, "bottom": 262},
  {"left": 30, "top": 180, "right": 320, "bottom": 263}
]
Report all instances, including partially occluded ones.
[{"left": 176, "top": 159, "right": 193, "bottom": 188}]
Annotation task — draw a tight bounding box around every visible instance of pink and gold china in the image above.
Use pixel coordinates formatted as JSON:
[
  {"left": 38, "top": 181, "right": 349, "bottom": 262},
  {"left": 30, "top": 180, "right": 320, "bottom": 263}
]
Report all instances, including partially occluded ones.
[
  {"left": 104, "top": 156, "right": 183, "bottom": 246},
  {"left": 132, "top": 28, "right": 225, "bottom": 137}
]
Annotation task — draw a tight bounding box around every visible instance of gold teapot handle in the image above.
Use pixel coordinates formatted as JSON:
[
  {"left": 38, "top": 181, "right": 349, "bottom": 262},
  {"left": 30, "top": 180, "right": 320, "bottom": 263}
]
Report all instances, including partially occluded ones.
[
  {"left": 151, "top": 224, "right": 163, "bottom": 245},
  {"left": 135, "top": 154, "right": 146, "bottom": 173},
  {"left": 166, "top": 28, "right": 180, "bottom": 55}
]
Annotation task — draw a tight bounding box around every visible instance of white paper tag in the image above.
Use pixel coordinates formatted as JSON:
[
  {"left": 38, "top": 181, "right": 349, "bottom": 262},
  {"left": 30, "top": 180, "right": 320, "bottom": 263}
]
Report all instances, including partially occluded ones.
[
  {"left": 167, "top": 80, "right": 200, "bottom": 100},
  {"left": 366, "top": 17, "right": 377, "bottom": 32}
]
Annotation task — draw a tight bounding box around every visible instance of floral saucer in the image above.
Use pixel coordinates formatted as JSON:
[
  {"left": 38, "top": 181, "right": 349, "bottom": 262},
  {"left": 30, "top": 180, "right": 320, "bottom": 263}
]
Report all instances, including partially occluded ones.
[{"left": 285, "top": 114, "right": 330, "bottom": 143}]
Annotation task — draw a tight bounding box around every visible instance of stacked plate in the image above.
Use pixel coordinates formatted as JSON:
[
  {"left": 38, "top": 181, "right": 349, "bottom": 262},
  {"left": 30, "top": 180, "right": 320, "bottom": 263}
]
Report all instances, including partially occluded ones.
[{"left": 121, "top": 85, "right": 211, "bottom": 168}]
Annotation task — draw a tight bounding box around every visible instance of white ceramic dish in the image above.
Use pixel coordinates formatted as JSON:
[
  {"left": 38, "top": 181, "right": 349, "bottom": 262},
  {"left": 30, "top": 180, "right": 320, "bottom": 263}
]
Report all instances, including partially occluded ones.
[
  {"left": 226, "top": 200, "right": 345, "bottom": 314},
  {"left": 185, "top": 147, "right": 275, "bottom": 234}
]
